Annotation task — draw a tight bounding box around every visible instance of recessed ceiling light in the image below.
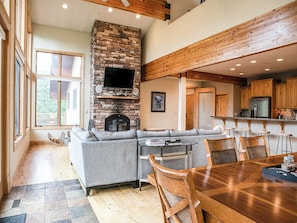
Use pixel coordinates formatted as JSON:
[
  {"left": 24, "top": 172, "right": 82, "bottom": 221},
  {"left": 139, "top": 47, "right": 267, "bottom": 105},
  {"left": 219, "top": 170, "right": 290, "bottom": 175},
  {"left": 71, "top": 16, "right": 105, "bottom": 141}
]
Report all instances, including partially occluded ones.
[
  {"left": 250, "top": 60, "right": 256, "bottom": 64},
  {"left": 108, "top": 7, "right": 113, "bottom": 12},
  {"left": 265, "top": 68, "right": 270, "bottom": 71},
  {"left": 136, "top": 14, "right": 141, "bottom": 19},
  {"left": 62, "top": 3, "right": 68, "bottom": 9},
  {"left": 236, "top": 64, "right": 241, "bottom": 67},
  {"left": 239, "top": 72, "right": 244, "bottom": 76},
  {"left": 230, "top": 68, "right": 235, "bottom": 71},
  {"left": 276, "top": 58, "right": 284, "bottom": 62}
]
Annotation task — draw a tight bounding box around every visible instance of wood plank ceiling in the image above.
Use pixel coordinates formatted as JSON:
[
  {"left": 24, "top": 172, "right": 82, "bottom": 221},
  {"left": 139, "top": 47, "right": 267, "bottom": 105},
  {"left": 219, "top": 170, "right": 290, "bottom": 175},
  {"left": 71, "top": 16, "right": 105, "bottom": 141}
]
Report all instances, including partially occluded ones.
[
  {"left": 142, "top": 1, "right": 297, "bottom": 84},
  {"left": 83, "top": 0, "right": 170, "bottom": 21}
]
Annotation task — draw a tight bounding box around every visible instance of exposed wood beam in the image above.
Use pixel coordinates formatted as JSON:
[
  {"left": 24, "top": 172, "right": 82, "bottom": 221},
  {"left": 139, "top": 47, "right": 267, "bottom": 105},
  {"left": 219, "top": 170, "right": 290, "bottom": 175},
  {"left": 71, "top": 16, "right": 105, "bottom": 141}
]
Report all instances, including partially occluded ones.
[
  {"left": 83, "top": 0, "right": 170, "bottom": 21},
  {"left": 169, "top": 71, "right": 246, "bottom": 85},
  {"left": 142, "top": 1, "right": 297, "bottom": 82},
  {"left": 186, "top": 71, "right": 247, "bottom": 85}
]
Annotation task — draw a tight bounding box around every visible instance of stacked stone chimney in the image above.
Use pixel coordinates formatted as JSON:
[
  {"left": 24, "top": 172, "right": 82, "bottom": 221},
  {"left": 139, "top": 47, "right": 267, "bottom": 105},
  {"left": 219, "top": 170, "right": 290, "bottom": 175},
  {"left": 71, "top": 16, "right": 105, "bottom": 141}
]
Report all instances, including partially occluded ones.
[{"left": 90, "top": 20, "right": 141, "bottom": 130}]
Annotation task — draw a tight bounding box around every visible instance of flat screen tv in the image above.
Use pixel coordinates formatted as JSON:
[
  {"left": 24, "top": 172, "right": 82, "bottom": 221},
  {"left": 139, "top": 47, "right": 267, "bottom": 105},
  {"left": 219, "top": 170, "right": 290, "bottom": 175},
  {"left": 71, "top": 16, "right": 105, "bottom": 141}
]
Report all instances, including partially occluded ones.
[{"left": 103, "top": 67, "right": 135, "bottom": 89}]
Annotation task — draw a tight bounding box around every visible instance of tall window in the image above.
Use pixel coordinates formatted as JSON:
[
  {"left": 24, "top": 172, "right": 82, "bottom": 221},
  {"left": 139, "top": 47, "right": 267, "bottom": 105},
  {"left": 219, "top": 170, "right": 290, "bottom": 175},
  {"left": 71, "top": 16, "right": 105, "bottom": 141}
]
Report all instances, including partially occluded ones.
[
  {"left": 15, "top": 0, "right": 25, "bottom": 49},
  {"left": 15, "top": 59, "right": 22, "bottom": 137},
  {"left": 26, "top": 70, "right": 30, "bottom": 128},
  {"left": 35, "top": 51, "right": 82, "bottom": 127}
]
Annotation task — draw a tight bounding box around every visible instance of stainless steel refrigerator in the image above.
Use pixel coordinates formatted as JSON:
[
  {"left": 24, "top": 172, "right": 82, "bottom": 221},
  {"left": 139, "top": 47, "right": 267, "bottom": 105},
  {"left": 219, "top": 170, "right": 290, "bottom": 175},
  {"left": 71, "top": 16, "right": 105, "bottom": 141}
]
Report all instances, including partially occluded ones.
[{"left": 249, "top": 97, "right": 271, "bottom": 118}]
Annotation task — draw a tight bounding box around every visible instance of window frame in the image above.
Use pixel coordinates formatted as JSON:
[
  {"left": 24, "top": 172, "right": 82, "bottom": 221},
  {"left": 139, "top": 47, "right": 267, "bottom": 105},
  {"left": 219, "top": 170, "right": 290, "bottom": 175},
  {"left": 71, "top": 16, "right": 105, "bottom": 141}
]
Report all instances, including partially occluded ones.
[
  {"left": 15, "top": 50, "right": 25, "bottom": 139},
  {"left": 34, "top": 49, "right": 84, "bottom": 129}
]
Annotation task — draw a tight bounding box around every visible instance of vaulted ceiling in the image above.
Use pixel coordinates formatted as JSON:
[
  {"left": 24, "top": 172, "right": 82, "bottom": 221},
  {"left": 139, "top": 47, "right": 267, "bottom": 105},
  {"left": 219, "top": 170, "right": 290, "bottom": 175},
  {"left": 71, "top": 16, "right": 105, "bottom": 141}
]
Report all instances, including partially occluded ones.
[
  {"left": 30, "top": 1, "right": 297, "bottom": 84},
  {"left": 142, "top": 1, "right": 297, "bottom": 83}
]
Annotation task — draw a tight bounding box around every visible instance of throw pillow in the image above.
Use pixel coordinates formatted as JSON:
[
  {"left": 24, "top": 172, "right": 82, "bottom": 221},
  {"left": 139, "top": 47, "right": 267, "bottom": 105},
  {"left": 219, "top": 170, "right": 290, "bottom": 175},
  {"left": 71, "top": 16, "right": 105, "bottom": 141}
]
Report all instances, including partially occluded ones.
[
  {"left": 72, "top": 125, "right": 83, "bottom": 133},
  {"left": 76, "top": 130, "right": 97, "bottom": 141}
]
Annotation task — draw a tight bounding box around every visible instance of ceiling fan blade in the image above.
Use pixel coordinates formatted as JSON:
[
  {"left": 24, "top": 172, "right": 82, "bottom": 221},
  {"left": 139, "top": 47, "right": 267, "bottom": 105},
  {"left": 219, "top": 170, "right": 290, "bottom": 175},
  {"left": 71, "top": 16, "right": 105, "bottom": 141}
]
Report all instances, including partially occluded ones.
[{"left": 121, "top": 0, "right": 130, "bottom": 7}]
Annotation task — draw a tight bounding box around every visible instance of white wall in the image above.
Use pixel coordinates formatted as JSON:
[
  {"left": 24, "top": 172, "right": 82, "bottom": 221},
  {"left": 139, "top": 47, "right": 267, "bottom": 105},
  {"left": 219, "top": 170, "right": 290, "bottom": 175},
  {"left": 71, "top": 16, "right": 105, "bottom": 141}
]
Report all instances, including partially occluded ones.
[
  {"left": 142, "top": 0, "right": 293, "bottom": 64},
  {"left": 31, "top": 24, "right": 91, "bottom": 141}
]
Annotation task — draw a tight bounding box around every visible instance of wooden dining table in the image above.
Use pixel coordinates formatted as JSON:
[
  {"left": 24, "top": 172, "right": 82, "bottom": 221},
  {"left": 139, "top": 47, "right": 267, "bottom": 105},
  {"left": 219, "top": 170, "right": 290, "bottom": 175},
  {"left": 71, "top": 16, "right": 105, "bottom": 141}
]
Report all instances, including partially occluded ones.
[{"left": 190, "top": 152, "right": 297, "bottom": 223}]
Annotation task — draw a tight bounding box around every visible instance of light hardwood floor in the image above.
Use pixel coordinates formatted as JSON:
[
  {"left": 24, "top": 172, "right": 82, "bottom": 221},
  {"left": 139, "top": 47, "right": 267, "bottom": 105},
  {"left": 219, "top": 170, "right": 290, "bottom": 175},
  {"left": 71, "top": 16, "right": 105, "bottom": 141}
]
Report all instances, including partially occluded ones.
[
  {"left": 89, "top": 185, "right": 162, "bottom": 223},
  {"left": 14, "top": 144, "right": 163, "bottom": 223}
]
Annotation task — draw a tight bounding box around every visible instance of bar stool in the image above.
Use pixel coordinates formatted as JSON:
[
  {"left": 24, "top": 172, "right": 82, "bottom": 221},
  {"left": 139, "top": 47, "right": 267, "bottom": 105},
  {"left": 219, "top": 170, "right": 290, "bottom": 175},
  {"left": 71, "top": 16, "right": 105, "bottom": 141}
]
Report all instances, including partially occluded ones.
[
  {"left": 276, "top": 132, "right": 293, "bottom": 154},
  {"left": 256, "top": 130, "right": 270, "bottom": 148},
  {"left": 224, "top": 127, "right": 235, "bottom": 138},
  {"left": 235, "top": 128, "right": 250, "bottom": 149}
]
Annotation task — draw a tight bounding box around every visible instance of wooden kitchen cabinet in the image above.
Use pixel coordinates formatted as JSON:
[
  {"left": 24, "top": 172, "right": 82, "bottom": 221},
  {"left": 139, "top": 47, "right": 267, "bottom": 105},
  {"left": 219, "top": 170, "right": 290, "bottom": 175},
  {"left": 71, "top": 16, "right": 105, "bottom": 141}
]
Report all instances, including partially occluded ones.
[
  {"left": 240, "top": 86, "right": 251, "bottom": 110},
  {"left": 286, "top": 77, "right": 297, "bottom": 108},
  {"left": 275, "top": 83, "right": 287, "bottom": 108},
  {"left": 250, "top": 78, "right": 275, "bottom": 97}
]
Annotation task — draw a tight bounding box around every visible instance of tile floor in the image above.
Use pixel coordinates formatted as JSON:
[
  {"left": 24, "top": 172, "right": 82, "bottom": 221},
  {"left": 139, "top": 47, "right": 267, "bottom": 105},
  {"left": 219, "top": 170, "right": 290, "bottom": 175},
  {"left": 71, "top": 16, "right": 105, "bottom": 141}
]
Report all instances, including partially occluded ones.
[{"left": 0, "top": 145, "right": 99, "bottom": 223}]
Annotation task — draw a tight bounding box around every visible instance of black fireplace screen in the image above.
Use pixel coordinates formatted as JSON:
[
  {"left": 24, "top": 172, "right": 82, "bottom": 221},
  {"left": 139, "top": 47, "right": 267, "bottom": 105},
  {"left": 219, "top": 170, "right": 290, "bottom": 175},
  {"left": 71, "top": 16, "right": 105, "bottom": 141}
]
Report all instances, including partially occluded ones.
[{"left": 105, "top": 114, "right": 130, "bottom": 132}]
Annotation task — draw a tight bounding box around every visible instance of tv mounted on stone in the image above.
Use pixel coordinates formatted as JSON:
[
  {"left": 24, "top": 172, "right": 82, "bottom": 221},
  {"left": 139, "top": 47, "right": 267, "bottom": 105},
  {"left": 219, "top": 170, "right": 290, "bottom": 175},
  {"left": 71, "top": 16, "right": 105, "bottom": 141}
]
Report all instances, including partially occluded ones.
[{"left": 103, "top": 67, "right": 135, "bottom": 89}]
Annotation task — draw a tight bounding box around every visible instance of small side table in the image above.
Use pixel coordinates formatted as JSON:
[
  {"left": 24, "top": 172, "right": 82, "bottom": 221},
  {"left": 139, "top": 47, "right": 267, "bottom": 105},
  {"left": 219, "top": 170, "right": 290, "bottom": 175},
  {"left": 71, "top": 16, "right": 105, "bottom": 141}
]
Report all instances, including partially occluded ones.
[{"left": 138, "top": 141, "right": 196, "bottom": 190}]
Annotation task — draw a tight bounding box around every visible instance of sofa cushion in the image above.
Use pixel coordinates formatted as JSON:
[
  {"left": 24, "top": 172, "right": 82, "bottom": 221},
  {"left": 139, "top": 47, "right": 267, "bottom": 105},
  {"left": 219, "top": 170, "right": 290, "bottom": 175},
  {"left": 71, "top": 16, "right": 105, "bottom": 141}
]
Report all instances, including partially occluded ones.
[
  {"left": 197, "top": 128, "right": 222, "bottom": 135},
  {"left": 92, "top": 128, "right": 136, "bottom": 141},
  {"left": 169, "top": 129, "right": 198, "bottom": 137},
  {"left": 136, "top": 130, "right": 170, "bottom": 138}
]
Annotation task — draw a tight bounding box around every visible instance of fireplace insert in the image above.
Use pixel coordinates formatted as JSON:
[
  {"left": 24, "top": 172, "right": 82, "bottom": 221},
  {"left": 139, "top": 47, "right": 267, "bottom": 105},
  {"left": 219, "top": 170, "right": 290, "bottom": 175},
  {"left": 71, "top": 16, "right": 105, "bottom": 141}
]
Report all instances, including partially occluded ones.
[{"left": 105, "top": 114, "right": 130, "bottom": 131}]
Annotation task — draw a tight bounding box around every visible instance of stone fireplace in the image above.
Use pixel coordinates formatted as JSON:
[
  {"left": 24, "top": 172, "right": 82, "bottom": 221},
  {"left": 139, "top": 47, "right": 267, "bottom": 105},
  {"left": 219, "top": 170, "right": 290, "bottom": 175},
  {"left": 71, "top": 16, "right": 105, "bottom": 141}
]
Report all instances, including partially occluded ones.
[{"left": 89, "top": 20, "right": 141, "bottom": 130}]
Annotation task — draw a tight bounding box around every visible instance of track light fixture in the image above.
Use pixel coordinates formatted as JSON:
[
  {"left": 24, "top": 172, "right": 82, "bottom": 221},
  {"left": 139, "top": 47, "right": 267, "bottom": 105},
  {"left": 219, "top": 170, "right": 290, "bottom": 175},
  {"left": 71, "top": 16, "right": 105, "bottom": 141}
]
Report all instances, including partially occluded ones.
[
  {"left": 164, "top": 14, "right": 170, "bottom": 21},
  {"left": 165, "top": 2, "right": 170, "bottom": 9}
]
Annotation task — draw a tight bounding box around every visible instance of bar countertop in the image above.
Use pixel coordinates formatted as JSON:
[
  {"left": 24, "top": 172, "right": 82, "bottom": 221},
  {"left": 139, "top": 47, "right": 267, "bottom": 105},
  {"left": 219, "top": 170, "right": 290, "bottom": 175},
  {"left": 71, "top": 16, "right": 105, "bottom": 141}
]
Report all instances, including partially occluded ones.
[{"left": 212, "top": 116, "right": 297, "bottom": 122}]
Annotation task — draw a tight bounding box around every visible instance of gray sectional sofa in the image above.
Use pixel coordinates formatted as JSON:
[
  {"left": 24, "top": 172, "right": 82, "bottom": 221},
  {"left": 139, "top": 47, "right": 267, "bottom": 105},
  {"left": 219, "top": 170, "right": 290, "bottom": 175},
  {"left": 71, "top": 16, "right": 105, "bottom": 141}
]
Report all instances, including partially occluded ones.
[{"left": 68, "top": 126, "right": 225, "bottom": 195}]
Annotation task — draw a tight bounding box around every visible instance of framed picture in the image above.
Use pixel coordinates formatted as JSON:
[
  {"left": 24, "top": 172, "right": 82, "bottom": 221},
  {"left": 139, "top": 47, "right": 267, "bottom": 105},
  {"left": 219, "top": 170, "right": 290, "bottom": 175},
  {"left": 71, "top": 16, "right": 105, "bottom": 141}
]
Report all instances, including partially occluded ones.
[{"left": 151, "top": 92, "right": 166, "bottom": 112}]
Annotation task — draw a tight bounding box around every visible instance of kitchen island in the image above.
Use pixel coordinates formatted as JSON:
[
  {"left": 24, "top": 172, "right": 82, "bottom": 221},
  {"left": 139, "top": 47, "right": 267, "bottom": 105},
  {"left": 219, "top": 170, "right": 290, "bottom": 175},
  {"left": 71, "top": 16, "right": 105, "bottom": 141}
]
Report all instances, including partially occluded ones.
[{"left": 212, "top": 116, "right": 297, "bottom": 155}]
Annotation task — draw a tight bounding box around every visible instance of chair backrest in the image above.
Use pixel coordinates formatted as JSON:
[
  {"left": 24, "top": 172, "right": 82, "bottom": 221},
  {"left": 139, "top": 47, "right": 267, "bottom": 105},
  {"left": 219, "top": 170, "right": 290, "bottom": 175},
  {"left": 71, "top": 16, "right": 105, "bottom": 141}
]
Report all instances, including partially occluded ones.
[
  {"left": 204, "top": 137, "right": 238, "bottom": 166},
  {"left": 239, "top": 135, "right": 270, "bottom": 160},
  {"left": 148, "top": 155, "right": 204, "bottom": 223}
]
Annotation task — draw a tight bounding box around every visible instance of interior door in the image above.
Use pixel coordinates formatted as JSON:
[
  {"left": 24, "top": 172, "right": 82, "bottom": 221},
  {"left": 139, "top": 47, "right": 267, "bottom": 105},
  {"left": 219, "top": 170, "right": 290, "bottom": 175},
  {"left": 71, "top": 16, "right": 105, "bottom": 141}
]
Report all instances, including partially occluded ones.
[
  {"left": 194, "top": 88, "right": 216, "bottom": 129},
  {"left": 186, "top": 94, "right": 194, "bottom": 130},
  {"left": 216, "top": 94, "right": 228, "bottom": 116}
]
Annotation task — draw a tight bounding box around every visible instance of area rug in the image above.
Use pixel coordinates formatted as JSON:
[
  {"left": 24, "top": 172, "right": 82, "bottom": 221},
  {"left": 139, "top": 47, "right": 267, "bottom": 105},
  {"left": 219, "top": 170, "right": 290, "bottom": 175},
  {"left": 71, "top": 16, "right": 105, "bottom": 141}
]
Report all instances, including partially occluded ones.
[{"left": 0, "top": 213, "right": 26, "bottom": 223}]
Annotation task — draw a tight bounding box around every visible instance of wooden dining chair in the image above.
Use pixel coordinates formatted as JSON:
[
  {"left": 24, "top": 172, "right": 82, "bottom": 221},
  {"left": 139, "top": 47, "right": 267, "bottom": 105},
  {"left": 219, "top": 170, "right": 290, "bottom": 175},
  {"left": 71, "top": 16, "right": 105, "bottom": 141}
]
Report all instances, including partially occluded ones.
[
  {"left": 204, "top": 137, "right": 238, "bottom": 166},
  {"left": 148, "top": 154, "right": 204, "bottom": 223},
  {"left": 239, "top": 135, "right": 270, "bottom": 160}
]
